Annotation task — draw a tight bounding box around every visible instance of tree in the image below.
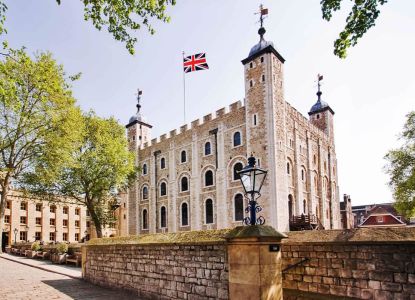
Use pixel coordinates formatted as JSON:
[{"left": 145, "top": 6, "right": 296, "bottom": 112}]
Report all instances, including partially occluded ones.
[
  {"left": 321, "top": 0, "right": 388, "bottom": 58},
  {"left": 24, "top": 112, "right": 136, "bottom": 238},
  {"left": 385, "top": 111, "right": 415, "bottom": 219},
  {"left": 0, "top": 0, "right": 176, "bottom": 55},
  {"left": 0, "top": 49, "right": 82, "bottom": 252}
]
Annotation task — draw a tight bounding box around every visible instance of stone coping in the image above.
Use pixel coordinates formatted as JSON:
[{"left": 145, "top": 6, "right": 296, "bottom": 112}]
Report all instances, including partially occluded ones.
[
  {"left": 86, "top": 229, "right": 233, "bottom": 246},
  {"left": 225, "top": 225, "right": 287, "bottom": 239},
  {"left": 283, "top": 227, "right": 415, "bottom": 244}
]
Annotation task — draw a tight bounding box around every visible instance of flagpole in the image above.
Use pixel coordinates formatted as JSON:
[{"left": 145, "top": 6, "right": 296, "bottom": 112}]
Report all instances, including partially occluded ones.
[{"left": 182, "top": 51, "right": 186, "bottom": 124}]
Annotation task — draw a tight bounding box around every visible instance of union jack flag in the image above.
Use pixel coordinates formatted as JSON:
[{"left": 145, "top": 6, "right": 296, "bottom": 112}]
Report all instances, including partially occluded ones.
[{"left": 183, "top": 53, "right": 209, "bottom": 73}]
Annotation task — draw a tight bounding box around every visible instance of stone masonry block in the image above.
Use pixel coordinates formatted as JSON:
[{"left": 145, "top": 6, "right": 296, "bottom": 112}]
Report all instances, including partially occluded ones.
[{"left": 394, "top": 273, "right": 408, "bottom": 283}]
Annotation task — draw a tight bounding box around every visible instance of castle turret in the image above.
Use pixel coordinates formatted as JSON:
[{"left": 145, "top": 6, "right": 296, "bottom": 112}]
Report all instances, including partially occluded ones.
[
  {"left": 241, "top": 5, "right": 289, "bottom": 231},
  {"left": 308, "top": 75, "right": 335, "bottom": 138},
  {"left": 126, "top": 89, "right": 152, "bottom": 234}
]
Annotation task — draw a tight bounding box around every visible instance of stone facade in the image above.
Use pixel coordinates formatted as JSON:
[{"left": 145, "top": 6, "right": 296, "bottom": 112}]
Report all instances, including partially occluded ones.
[
  {"left": 2, "top": 190, "right": 90, "bottom": 245},
  {"left": 125, "top": 27, "right": 341, "bottom": 235},
  {"left": 282, "top": 232, "right": 415, "bottom": 299},
  {"left": 83, "top": 227, "right": 415, "bottom": 300},
  {"left": 84, "top": 243, "right": 229, "bottom": 300}
]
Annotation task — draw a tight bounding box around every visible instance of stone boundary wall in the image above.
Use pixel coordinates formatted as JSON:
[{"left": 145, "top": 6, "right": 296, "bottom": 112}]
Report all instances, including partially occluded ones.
[
  {"left": 83, "top": 243, "right": 228, "bottom": 300},
  {"left": 281, "top": 241, "right": 415, "bottom": 299}
]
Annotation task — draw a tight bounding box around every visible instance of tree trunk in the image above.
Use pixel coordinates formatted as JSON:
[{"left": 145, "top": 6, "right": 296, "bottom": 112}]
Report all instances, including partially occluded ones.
[
  {"left": 0, "top": 176, "right": 10, "bottom": 254},
  {"left": 86, "top": 197, "right": 103, "bottom": 238}
]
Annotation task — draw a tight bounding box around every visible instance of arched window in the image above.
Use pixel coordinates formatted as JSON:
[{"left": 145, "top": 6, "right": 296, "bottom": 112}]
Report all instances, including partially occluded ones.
[
  {"left": 143, "top": 164, "right": 147, "bottom": 175},
  {"left": 142, "top": 209, "right": 148, "bottom": 229},
  {"left": 204, "top": 142, "right": 211, "bottom": 156},
  {"left": 205, "top": 199, "right": 213, "bottom": 224},
  {"left": 160, "top": 157, "right": 166, "bottom": 169},
  {"left": 234, "top": 194, "right": 244, "bottom": 221},
  {"left": 181, "top": 176, "right": 189, "bottom": 192},
  {"left": 160, "top": 206, "right": 167, "bottom": 228},
  {"left": 287, "top": 162, "right": 290, "bottom": 175},
  {"left": 301, "top": 169, "right": 305, "bottom": 181},
  {"left": 160, "top": 182, "right": 167, "bottom": 196},
  {"left": 181, "top": 203, "right": 188, "bottom": 226},
  {"left": 233, "top": 132, "right": 241, "bottom": 147},
  {"left": 205, "top": 170, "right": 213, "bottom": 186},
  {"left": 181, "top": 150, "right": 187, "bottom": 163},
  {"left": 233, "top": 162, "right": 243, "bottom": 181},
  {"left": 142, "top": 186, "right": 148, "bottom": 200}
]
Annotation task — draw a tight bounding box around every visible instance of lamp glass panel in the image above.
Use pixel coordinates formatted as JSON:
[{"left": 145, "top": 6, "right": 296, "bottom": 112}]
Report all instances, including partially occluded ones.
[
  {"left": 254, "top": 170, "right": 267, "bottom": 192},
  {"left": 241, "top": 172, "right": 253, "bottom": 194}
]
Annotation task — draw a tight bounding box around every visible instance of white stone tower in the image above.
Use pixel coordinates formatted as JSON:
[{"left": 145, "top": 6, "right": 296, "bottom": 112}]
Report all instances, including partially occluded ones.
[
  {"left": 126, "top": 89, "right": 152, "bottom": 234},
  {"left": 241, "top": 7, "right": 290, "bottom": 231}
]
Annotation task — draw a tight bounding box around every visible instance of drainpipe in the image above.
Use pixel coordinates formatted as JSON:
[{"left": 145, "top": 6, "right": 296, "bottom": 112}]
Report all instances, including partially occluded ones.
[{"left": 209, "top": 128, "right": 218, "bottom": 169}]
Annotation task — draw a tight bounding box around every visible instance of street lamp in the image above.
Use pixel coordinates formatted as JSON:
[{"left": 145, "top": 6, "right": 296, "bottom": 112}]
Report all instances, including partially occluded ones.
[
  {"left": 237, "top": 155, "right": 268, "bottom": 226},
  {"left": 13, "top": 228, "right": 18, "bottom": 245}
]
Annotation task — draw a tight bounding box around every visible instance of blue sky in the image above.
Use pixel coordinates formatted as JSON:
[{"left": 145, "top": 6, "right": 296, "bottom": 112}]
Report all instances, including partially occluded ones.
[{"left": 3, "top": 0, "right": 415, "bottom": 206}]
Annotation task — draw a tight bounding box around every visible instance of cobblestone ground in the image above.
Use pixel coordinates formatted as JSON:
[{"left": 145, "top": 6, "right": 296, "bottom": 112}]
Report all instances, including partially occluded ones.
[{"left": 0, "top": 258, "right": 138, "bottom": 300}]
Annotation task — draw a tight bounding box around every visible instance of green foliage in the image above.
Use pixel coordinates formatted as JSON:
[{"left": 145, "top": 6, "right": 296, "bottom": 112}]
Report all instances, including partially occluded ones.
[
  {"left": 321, "top": 0, "right": 388, "bottom": 58},
  {"left": 385, "top": 111, "right": 415, "bottom": 218},
  {"left": 0, "top": 49, "right": 82, "bottom": 251},
  {"left": 0, "top": 0, "right": 175, "bottom": 55},
  {"left": 31, "top": 241, "right": 41, "bottom": 251},
  {"left": 24, "top": 111, "right": 136, "bottom": 237},
  {"left": 56, "top": 242, "right": 68, "bottom": 254}
]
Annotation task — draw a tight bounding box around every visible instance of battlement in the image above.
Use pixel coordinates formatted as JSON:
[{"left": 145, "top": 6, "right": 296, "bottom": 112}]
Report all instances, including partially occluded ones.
[
  {"left": 284, "top": 101, "right": 330, "bottom": 143},
  {"left": 137, "top": 100, "right": 245, "bottom": 151}
]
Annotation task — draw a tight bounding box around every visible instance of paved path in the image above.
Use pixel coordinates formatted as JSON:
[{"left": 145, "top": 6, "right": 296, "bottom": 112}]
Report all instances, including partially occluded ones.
[
  {"left": 1, "top": 253, "right": 82, "bottom": 279},
  {"left": 0, "top": 257, "right": 138, "bottom": 299}
]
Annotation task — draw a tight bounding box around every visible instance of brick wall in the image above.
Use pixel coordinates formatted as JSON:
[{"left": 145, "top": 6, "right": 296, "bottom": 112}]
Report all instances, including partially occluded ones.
[
  {"left": 84, "top": 243, "right": 229, "bottom": 300},
  {"left": 282, "top": 242, "right": 415, "bottom": 299}
]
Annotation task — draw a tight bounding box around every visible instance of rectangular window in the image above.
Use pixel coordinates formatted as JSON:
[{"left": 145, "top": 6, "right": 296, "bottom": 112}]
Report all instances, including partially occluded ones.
[
  {"left": 63, "top": 207, "right": 68, "bottom": 214},
  {"left": 86, "top": 210, "right": 90, "bottom": 216},
  {"left": 36, "top": 217, "right": 42, "bottom": 225},
  {"left": 50, "top": 218, "right": 55, "bottom": 226},
  {"left": 20, "top": 216, "right": 27, "bottom": 224},
  {"left": 75, "top": 208, "right": 80, "bottom": 215},
  {"left": 36, "top": 204, "right": 42, "bottom": 211},
  {"left": 86, "top": 221, "right": 90, "bottom": 228},
  {"left": 6, "top": 201, "right": 10, "bottom": 209},
  {"left": 20, "top": 231, "right": 27, "bottom": 241},
  {"left": 35, "top": 232, "right": 41, "bottom": 241},
  {"left": 20, "top": 202, "right": 26, "bottom": 210},
  {"left": 49, "top": 232, "right": 55, "bottom": 241},
  {"left": 50, "top": 206, "right": 56, "bottom": 213},
  {"left": 75, "top": 220, "right": 80, "bottom": 227},
  {"left": 4, "top": 215, "right": 10, "bottom": 224},
  {"left": 376, "top": 216, "right": 384, "bottom": 223},
  {"left": 63, "top": 219, "right": 68, "bottom": 227},
  {"left": 75, "top": 233, "right": 79, "bottom": 241},
  {"left": 62, "top": 233, "right": 68, "bottom": 241}
]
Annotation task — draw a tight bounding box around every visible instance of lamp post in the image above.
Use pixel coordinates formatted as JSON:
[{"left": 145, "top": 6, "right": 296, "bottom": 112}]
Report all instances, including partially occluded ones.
[
  {"left": 13, "top": 228, "right": 18, "bottom": 245},
  {"left": 237, "top": 155, "right": 268, "bottom": 226}
]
